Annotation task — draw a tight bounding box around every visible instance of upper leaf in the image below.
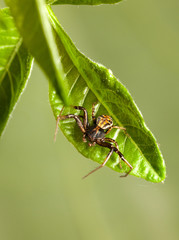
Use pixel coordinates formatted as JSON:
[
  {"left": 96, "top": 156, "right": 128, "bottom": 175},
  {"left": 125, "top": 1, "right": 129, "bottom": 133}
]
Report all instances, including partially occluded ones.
[
  {"left": 47, "top": 6, "right": 166, "bottom": 182},
  {"left": 47, "top": 0, "right": 122, "bottom": 5},
  {"left": 0, "top": 8, "right": 33, "bottom": 136},
  {"left": 5, "top": 0, "right": 69, "bottom": 105}
]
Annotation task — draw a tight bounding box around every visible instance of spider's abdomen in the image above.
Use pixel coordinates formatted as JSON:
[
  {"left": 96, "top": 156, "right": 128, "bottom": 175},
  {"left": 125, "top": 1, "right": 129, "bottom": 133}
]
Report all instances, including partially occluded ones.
[{"left": 96, "top": 115, "right": 113, "bottom": 129}]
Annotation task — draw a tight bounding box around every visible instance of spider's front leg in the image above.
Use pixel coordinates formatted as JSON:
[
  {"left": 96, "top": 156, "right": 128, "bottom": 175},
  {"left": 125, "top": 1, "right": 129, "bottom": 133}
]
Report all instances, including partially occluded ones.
[
  {"left": 73, "top": 106, "right": 89, "bottom": 129},
  {"left": 54, "top": 106, "right": 86, "bottom": 142}
]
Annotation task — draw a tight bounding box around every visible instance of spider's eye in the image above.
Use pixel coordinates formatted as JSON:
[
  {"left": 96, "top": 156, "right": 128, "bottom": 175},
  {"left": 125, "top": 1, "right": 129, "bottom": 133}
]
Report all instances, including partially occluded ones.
[{"left": 96, "top": 115, "right": 113, "bottom": 129}]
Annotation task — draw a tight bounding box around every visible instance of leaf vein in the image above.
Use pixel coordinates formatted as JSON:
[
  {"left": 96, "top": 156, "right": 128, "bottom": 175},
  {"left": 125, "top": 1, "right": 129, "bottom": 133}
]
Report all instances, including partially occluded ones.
[
  {"left": 0, "top": 38, "right": 23, "bottom": 86},
  {"left": 68, "top": 73, "right": 81, "bottom": 97}
]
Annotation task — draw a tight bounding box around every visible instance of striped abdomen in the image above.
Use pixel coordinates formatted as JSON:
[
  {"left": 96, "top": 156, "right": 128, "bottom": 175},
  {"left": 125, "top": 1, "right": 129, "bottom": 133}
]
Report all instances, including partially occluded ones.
[{"left": 96, "top": 115, "right": 113, "bottom": 129}]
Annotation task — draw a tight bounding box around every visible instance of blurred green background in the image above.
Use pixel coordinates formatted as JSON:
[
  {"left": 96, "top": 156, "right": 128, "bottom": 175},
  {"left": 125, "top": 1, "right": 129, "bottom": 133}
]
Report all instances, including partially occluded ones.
[{"left": 0, "top": 0, "right": 179, "bottom": 239}]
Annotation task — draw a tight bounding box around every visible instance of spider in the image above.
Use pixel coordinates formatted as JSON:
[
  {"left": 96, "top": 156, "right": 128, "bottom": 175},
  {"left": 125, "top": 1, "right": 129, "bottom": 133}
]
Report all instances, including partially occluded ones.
[{"left": 54, "top": 103, "right": 133, "bottom": 179}]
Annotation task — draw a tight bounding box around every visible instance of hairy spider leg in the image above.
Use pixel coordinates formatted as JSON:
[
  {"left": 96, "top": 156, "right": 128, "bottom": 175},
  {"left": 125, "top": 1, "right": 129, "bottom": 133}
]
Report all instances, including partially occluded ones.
[
  {"left": 54, "top": 105, "right": 89, "bottom": 142},
  {"left": 54, "top": 112, "right": 86, "bottom": 142},
  {"left": 73, "top": 106, "right": 89, "bottom": 129},
  {"left": 60, "top": 114, "right": 85, "bottom": 132},
  {"left": 82, "top": 148, "right": 114, "bottom": 179},
  {"left": 106, "top": 126, "right": 126, "bottom": 134},
  {"left": 99, "top": 139, "right": 133, "bottom": 177},
  {"left": 104, "top": 138, "right": 122, "bottom": 169},
  {"left": 119, "top": 158, "right": 133, "bottom": 178},
  {"left": 82, "top": 139, "right": 133, "bottom": 179}
]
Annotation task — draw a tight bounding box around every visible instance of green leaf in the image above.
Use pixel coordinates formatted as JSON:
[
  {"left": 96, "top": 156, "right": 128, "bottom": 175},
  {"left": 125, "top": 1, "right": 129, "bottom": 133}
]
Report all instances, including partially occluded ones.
[
  {"left": 47, "top": 6, "right": 166, "bottom": 182},
  {"left": 47, "top": 0, "right": 122, "bottom": 5},
  {"left": 0, "top": 8, "right": 33, "bottom": 136},
  {"left": 5, "top": 0, "right": 69, "bottom": 105}
]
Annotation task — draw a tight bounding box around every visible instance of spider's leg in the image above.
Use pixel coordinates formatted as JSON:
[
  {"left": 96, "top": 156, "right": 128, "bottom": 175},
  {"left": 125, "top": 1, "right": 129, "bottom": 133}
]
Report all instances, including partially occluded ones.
[
  {"left": 97, "top": 139, "right": 133, "bottom": 177},
  {"left": 54, "top": 113, "right": 86, "bottom": 141},
  {"left": 104, "top": 138, "right": 122, "bottom": 169},
  {"left": 119, "top": 156, "right": 133, "bottom": 178},
  {"left": 106, "top": 126, "right": 130, "bottom": 138},
  {"left": 82, "top": 148, "right": 114, "bottom": 179},
  {"left": 106, "top": 126, "right": 126, "bottom": 134},
  {"left": 92, "top": 102, "right": 97, "bottom": 124},
  {"left": 73, "top": 106, "right": 89, "bottom": 129},
  {"left": 104, "top": 138, "right": 119, "bottom": 148},
  {"left": 82, "top": 134, "right": 87, "bottom": 143},
  {"left": 61, "top": 114, "right": 85, "bottom": 132}
]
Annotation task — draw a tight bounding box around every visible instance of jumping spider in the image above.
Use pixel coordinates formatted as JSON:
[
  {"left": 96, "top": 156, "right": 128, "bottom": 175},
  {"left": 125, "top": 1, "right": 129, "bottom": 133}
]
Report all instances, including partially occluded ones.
[{"left": 54, "top": 103, "right": 133, "bottom": 179}]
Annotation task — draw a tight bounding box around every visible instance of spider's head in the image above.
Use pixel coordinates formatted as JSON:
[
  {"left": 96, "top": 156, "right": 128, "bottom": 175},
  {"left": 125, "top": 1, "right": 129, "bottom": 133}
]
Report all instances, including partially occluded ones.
[{"left": 96, "top": 115, "right": 113, "bottom": 130}]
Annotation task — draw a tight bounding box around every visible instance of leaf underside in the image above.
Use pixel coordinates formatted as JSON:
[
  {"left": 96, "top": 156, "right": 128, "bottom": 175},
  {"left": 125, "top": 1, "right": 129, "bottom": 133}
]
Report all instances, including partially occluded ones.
[
  {"left": 48, "top": 6, "right": 166, "bottom": 182},
  {"left": 0, "top": 8, "right": 33, "bottom": 136}
]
